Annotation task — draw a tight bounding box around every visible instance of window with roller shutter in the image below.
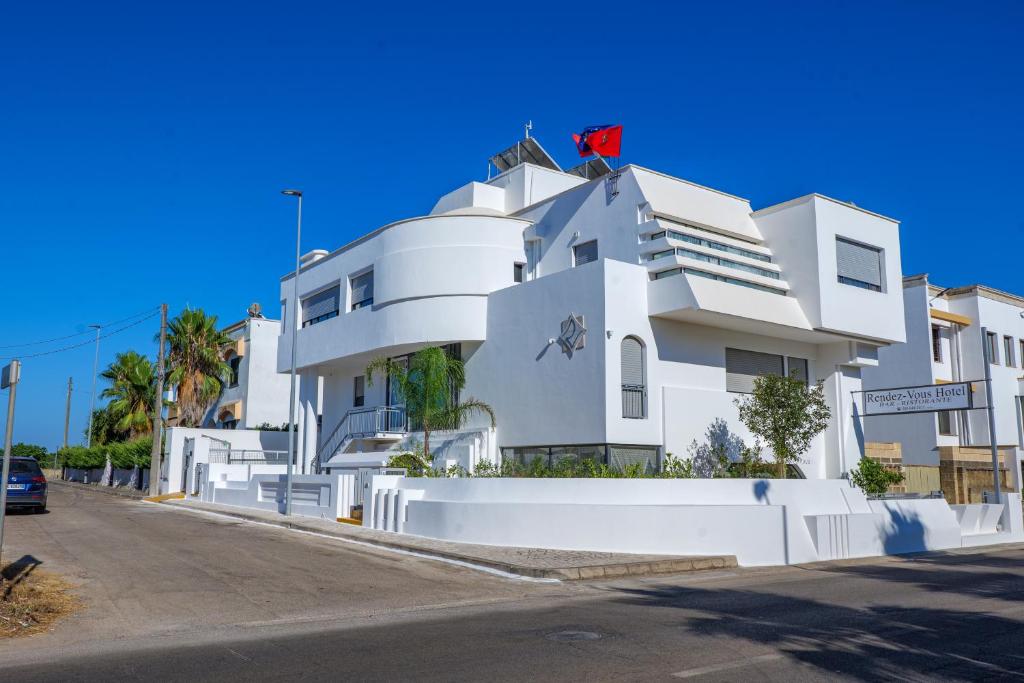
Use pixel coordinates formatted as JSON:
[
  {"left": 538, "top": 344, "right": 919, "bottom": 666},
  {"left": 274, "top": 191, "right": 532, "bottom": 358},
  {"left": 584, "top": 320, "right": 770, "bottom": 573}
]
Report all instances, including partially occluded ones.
[
  {"left": 725, "top": 348, "right": 784, "bottom": 393},
  {"left": 573, "top": 240, "right": 598, "bottom": 267},
  {"left": 836, "top": 237, "right": 883, "bottom": 292},
  {"left": 350, "top": 270, "right": 374, "bottom": 310},
  {"left": 301, "top": 286, "right": 340, "bottom": 327}
]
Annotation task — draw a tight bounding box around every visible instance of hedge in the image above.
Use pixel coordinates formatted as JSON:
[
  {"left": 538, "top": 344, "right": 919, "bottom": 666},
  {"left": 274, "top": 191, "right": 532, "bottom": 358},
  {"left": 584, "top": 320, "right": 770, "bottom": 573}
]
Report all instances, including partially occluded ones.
[{"left": 57, "top": 437, "right": 153, "bottom": 470}]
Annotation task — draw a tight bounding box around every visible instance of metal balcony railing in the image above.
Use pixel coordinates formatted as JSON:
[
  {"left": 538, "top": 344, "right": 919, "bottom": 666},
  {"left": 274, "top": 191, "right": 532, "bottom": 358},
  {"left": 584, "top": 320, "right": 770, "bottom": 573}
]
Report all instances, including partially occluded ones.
[
  {"left": 622, "top": 384, "right": 647, "bottom": 419},
  {"left": 208, "top": 449, "right": 291, "bottom": 464},
  {"left": 313, "top": 405, "right": 407, "bottom": 473}
]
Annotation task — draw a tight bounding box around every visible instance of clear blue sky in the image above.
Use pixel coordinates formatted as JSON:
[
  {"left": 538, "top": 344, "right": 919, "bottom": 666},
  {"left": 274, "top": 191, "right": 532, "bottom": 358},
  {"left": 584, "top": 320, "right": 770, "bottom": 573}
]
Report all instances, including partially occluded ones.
[{"left": 2, "top": 1, "right": 1021, "bottom": 450}]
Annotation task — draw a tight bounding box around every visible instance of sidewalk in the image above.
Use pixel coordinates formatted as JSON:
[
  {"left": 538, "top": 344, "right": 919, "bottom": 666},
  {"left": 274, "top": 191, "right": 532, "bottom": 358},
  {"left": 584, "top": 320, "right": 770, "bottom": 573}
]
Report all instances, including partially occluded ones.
[{"left": 158, "top": 497, "right": 737, "bottom": 580}]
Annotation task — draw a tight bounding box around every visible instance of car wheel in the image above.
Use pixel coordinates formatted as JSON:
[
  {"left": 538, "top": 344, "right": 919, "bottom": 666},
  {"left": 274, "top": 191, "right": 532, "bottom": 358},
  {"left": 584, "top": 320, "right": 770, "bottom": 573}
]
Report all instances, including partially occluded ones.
[{"left": 35, "top": 505, "right": 46, "bottom": 514}]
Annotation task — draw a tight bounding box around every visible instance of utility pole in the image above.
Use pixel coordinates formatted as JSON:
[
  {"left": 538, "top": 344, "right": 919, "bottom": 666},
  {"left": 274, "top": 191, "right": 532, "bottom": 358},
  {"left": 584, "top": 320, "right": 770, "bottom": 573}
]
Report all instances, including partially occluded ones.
[
  {"left": 149, "top": 304, "right": 168, "bottom": 495},
  {"left": 63, "top": 377, "right": 73, "bottom": 450},
  {"left": 86, "top": 324, "right": 101, "bottom": 447},
  {"left": 0, "top": 360, "right": 22, "bottom": 573}
]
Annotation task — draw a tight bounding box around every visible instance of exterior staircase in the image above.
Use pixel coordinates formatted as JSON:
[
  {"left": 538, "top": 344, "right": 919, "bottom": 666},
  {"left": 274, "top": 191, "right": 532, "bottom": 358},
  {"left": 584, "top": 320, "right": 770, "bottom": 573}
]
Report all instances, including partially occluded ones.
[{"left": 313, "top": 406, "right": 407, "bottom": 473}]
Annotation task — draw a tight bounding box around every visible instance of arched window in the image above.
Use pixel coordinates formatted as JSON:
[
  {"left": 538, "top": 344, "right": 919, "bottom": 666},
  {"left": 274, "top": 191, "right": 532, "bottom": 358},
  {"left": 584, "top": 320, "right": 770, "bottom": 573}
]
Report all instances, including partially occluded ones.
[{"left": 621, "top": 336, "right": 647, "bottom": 419}]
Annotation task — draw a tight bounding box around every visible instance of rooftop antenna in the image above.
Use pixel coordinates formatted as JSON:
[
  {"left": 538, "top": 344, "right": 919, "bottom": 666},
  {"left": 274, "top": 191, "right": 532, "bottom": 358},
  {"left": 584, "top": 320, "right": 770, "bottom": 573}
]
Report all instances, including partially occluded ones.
[{"left": 524, "top": 120, "right": 533, "bottom": 139}]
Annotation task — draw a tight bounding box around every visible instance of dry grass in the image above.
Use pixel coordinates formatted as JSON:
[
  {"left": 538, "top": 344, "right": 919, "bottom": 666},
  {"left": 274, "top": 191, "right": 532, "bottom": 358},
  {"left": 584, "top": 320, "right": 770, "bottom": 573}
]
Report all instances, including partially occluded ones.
[{"left": 1, "top": 557, "right": 79, "bottom": 638}]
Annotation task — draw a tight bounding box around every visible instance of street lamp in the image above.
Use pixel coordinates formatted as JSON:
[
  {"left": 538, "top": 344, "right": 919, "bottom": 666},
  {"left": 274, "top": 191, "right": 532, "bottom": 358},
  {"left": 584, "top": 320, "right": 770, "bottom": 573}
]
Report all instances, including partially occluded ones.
[
  {"left": 281, "top": 189, "right": 302, "bottom": 516},
  {"left": 86, "top": 324, "right": 101, "bottom": 447}
]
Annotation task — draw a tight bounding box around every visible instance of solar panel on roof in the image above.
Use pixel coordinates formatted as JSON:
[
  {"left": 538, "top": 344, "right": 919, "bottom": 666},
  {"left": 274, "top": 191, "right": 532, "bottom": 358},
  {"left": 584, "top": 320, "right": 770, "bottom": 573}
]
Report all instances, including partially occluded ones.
[
  {"left": 565, "top": 157, "right": 612, "bottom": 179},
  {"left": 489, "top": 137, "right": 562, "bottom": 173}
]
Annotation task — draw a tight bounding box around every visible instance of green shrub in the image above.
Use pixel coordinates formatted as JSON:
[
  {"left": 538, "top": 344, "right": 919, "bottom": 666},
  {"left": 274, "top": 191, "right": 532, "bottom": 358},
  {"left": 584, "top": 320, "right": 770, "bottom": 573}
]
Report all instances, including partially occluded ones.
[
  {"left": 849, "top": 457, "right": 905, "bottom": 496},
  {"left": 56, "top": 437, "right": 153, "bottom": 470}
]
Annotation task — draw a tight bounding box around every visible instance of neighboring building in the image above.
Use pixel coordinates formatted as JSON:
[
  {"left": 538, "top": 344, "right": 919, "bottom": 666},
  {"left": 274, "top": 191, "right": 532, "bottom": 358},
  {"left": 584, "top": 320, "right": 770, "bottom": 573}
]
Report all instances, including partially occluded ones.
[
  {"left": 204, "top": 307, "right": 296, "bottom": 430},
  {"left": 279, "top": 136, "right": 907, "bottom": 479},
  {"left": 863, "top": 275, "right": 1024, "bottom": 496}
]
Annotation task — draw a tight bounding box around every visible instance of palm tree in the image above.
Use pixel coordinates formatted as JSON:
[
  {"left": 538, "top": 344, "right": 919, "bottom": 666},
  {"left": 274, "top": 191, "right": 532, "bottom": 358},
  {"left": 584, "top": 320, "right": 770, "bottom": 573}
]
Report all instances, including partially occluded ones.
[
  {"left": 366, "top": 346, "right": 495, "bottom": 458},
  {"left": 164, "top": 308, "right": 231, "bottom": 427},
  {"left": 100, "top": 351, "right": 157, "bottom": 438}
]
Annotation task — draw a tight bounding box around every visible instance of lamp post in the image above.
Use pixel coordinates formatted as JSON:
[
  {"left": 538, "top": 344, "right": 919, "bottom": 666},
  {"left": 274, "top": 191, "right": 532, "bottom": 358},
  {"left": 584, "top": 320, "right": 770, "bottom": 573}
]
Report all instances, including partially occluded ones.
[
  {"left": 86, "top": 324, "right": 101, "bottom": 447},
  {"left": 281, "top": 189, "right": 302, "bottom": 516}
]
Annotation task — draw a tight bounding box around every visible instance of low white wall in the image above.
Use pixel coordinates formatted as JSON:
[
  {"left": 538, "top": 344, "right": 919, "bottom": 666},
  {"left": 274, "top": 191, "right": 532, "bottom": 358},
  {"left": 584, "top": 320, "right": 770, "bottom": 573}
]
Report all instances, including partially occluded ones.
[
  {"left": 366, "top": 477, "right": 1024, "bottom": 567},
  {"left": 208, "top": 473, "right": 354, "bottom": 520}
]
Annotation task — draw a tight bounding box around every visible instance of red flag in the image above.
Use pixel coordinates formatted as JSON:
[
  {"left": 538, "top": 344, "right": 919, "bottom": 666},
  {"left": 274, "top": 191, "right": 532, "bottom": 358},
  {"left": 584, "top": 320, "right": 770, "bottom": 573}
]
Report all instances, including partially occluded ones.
[{"left": 585, "top": 125, "right": 622, "bottom": 157}]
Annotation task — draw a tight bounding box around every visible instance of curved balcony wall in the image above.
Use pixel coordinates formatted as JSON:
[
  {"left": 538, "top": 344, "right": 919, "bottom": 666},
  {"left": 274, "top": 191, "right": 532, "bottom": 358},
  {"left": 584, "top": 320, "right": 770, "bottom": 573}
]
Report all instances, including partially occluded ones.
[{"left": 278, "top": 214, "right": 530, "bottom": 371}]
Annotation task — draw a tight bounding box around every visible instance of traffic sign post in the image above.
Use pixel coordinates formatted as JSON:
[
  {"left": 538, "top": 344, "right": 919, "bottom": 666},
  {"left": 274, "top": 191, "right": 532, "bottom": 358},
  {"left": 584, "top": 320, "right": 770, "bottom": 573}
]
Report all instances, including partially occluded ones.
[{"left": 0, "top": 360, "right": 22, "bottom": 575}]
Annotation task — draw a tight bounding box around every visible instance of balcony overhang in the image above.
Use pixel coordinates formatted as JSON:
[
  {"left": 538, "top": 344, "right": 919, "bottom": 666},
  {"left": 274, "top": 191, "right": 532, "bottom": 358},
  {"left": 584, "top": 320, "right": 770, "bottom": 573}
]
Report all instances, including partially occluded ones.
[
  {"left": 929, "top": 308, "right": 972, "bottom": 326},
  {"left": 648, "top": 273, "right": 856, "bottom": 344}
]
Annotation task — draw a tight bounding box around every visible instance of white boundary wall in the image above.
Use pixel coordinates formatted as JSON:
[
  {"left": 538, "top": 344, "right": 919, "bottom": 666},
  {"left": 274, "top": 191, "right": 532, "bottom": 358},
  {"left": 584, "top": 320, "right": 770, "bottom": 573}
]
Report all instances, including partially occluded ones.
[
  {"left": 365, "top": 477, "right": 1024, "bottom": 566},
  {"left": 198, "top": 471, "right": 354, "bottom": 520}
]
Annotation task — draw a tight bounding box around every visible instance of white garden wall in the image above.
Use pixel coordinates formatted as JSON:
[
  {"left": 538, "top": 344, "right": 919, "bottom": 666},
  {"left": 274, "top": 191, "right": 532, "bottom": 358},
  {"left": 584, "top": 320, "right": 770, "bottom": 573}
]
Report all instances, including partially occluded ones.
[{"left": 365, "top": 477, "right": 1024, "bottom": 567}]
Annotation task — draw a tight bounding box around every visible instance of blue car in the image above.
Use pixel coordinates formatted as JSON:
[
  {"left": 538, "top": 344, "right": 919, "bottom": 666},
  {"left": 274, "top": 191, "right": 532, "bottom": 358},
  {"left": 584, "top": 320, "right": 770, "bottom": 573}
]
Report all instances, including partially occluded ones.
[{"left": 5, "top": 457, "right": 47, "bottom": 513}]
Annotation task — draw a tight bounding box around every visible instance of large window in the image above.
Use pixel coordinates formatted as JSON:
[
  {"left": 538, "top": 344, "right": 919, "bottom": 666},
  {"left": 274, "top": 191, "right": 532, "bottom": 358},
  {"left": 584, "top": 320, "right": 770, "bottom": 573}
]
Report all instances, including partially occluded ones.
[
  {"left": 228, "top": 355, "right": 241, "bottom": 388},
  {"left": 726, "top": 348, "right": 809, "bottom": 393},
  {"left": 302, "top": 286, "right": 340, "bottom": 327},
  {"left": 353, "top": 376, "right": 365, "bottom": 408},
  {"left": 1004, "top": 336, "right": 1016, "bottom": 367},
  {"left": 937, "top": 410, "right": 956, "bottom": 436},
  {"left": 649, "top": 226, "right": 771, "bottom": 263},
  {"left": 987, "top": 331, "right": 1000, "bottom": 365},
  {"left": 649, "top": 247, "right": 780, "bottom": 279},
  {"left": 573, "top": 240, "right": 598, "bottom": 267},
  {"left": 836, "top": 237, "right": 883, "bottom": 292},
  {"left": 621, "top": 336, "right": 647, "bottom": 419},
  {"left": 653, "top": 267, "right": 786, "bottom": 296},
  {"left": 501, "top": 444, "right": 658, "bottom": 475},
  {"left": 350, "top": 270, "right": 374, "bottom": 310},
  {"left": 931, "top": 325, "right": 943, "bottom": 363}
]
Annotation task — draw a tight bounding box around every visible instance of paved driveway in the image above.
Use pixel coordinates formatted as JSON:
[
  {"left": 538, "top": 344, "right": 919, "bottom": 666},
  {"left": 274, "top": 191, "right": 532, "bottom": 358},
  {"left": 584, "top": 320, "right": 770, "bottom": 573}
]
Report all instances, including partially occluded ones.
[{"left": 3, "top": 485, "right": 1024, "bottom": 681}]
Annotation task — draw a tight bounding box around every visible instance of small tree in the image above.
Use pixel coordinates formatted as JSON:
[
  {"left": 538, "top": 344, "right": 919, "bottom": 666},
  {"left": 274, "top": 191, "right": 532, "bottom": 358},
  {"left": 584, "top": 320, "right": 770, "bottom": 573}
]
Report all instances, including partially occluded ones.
[
  {"left": 366, "top": 346, "right": 495, "bottom": 458},
  {"left": 850, "top": 456, "right": 905, "bottom": 496},
  {"left": 735, "top": 374, "right": 831, "bottom": 479}
]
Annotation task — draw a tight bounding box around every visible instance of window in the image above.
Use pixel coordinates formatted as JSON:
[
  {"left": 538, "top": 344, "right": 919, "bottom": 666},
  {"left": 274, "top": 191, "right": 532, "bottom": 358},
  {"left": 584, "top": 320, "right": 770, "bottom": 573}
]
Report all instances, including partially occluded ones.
[
  {"left": 648, "top": 247, "right": 779, "bottom": 279},
  {"left": 726, "top": 348, "right": 784, "bottom": 393},
  {"left": 353, "top": 376, "right": 365, "bottom": 408},
  {"left": 987, "top": 332, "right": 1000, "bottom": 365},
  {"left": 302, "top": 286, "right": 340, "bottom": 327},
  {"left": 937, "top": 410, "right": 956, "bottom": 436},
  {"left": 228, "top": 356, "right": 241, "bottom": 388},
  {"left": 931, "top": 325, "right": 943, "bottom": 363},
  {"left": 836, "top": 237, "right": 883, "bottom": 292},
  {"left": 573, "top": 240, "right": 598, "bottom": 267},
  {"left": 513, "top": 262, "right": 525, "bottom": 283},
  {"left": 350, "top": 270, "right": 374, "bottom": 311},
  {"left": 1020, "top": 340, "right": 1024, "bottom": 369},
  {"left": 726, "top": 349, "right": 809, "bottom": 393},
  {"left": 621, "top": 337, "right": 647, "bottom": 419},
  {"left": 1004, "top": 336, "right": 1016, "bottom": 367},
  {"left": 654, "top": 267, "right": 786, "bottom": 296},
  {"left": 649, "top": 227, "right": 772, "bottom": 263},
  {"left": 787, "top": 357, "right": 809, "bottom": 386}
]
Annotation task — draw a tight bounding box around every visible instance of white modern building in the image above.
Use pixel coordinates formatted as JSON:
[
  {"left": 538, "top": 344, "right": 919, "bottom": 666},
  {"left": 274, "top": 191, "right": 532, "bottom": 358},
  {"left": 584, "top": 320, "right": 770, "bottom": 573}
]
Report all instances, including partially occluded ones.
[
  {"left": 203, "top": 307, "right": 297, "bottom": 430},
  {"left": 278, "top": 136, "right": 907, "bottom": 479},
  {"left": 863, "top": 276, "right": 1024, "bottom": 478}
]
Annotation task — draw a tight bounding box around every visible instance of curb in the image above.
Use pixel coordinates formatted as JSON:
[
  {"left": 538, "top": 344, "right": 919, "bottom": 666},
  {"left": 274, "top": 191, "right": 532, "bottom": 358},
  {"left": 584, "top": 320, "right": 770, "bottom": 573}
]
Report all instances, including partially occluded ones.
[{"left": 157, "top": 499, "right": 737, "bottom": 580}]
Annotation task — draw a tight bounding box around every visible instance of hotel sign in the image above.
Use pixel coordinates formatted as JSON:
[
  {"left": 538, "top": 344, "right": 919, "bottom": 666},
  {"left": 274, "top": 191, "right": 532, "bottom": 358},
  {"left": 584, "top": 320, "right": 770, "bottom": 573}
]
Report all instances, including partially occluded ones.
[{"left": 863, "top": 382, "right": 972, "bottom": 416}]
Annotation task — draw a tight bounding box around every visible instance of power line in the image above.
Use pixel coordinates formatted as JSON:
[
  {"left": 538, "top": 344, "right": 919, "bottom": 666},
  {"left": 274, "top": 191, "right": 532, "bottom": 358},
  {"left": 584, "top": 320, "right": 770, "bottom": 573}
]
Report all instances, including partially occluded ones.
[
  {"left": 0, "top": 306, "right": 161, "bottom": 349},
  {"left": 0, "top": 311, "right": 161, "bottom": 360}
]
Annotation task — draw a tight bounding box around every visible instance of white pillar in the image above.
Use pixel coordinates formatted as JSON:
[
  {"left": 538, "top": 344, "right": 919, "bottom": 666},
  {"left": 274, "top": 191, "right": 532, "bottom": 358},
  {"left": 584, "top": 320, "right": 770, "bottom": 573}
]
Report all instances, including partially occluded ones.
[{"left": 297, "top": 371, "right": 319, "bottom": 474}]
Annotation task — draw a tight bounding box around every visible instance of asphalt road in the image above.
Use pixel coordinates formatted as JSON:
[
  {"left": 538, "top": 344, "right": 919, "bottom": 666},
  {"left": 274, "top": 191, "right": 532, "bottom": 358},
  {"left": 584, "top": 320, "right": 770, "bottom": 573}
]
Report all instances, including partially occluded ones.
[{"left": 3, "top": 486, "right": 1024, "bottom": 681}]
